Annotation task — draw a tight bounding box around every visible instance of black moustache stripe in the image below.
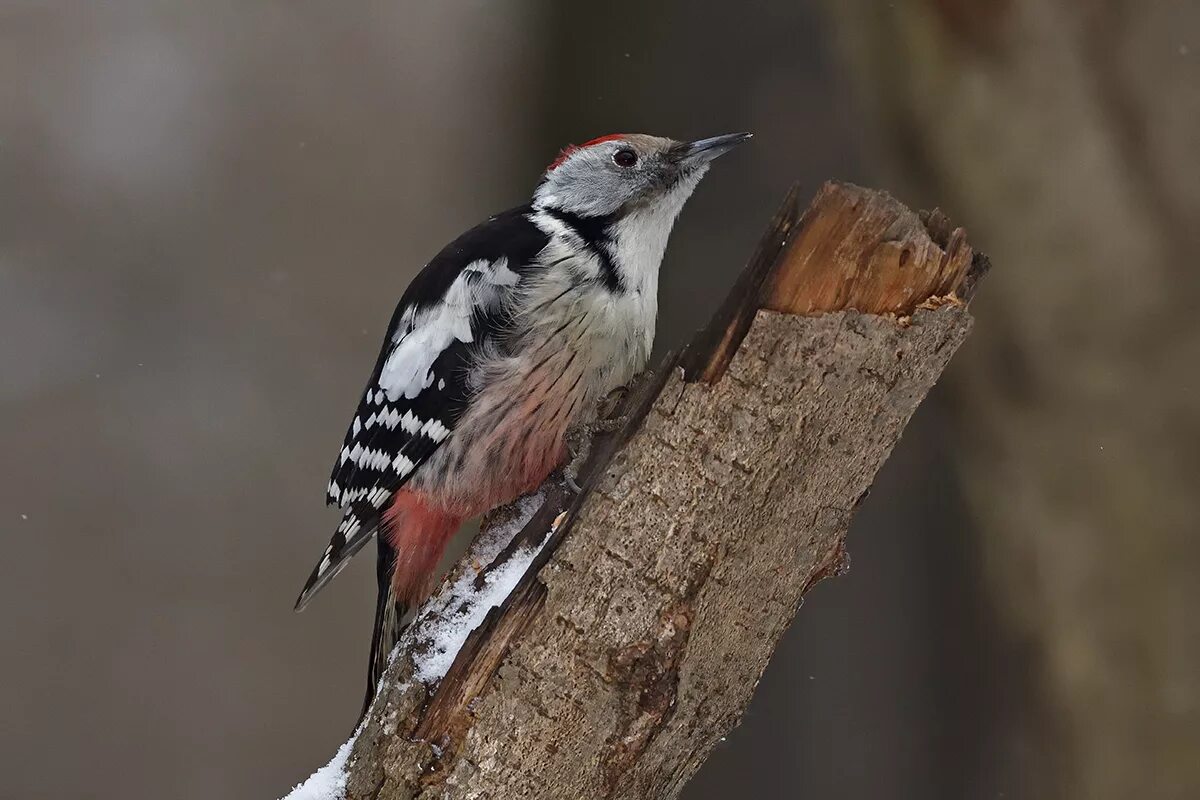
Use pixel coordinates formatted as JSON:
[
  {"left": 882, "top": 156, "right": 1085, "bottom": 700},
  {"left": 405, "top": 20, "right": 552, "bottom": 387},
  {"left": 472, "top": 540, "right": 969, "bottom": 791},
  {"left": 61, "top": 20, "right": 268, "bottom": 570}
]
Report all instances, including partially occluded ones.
[{"left": 543, "top": 206, "right": 623, "bottom": 293}]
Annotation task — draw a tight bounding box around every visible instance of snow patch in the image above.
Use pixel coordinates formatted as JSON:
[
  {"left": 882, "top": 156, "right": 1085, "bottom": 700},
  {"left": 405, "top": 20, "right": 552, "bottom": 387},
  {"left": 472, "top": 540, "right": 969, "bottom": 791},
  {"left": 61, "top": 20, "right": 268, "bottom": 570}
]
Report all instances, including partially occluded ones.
[
  {"left": 409, "top": 491, "right": 550, "bottom": 684},
  {"left": 281, "top": 490, "right": 552, "bottom": 798},
  {"left": 282, "top": 724, "right": 361, "bottom": 800},
  {"left": 413, "top": 543, "right": 544, "bottom": 683}
]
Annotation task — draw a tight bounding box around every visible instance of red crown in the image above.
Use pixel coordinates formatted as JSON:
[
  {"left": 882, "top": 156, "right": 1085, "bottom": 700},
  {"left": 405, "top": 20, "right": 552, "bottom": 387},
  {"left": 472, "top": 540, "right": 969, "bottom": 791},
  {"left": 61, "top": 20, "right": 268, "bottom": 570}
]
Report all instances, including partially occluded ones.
[{"left": 548, "top": 134, "right": 627, "bottom": 170}]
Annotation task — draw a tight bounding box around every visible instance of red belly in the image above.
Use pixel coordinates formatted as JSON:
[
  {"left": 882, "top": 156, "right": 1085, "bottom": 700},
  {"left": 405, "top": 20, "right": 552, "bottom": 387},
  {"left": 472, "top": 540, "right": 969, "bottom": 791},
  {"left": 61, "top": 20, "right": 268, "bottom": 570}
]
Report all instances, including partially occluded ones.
[
  {"left": 382, "top": 490, "right": 463, "bottom": 605},
  {"left": 385, "top": 351, "right": 582, "bottom": 603}
]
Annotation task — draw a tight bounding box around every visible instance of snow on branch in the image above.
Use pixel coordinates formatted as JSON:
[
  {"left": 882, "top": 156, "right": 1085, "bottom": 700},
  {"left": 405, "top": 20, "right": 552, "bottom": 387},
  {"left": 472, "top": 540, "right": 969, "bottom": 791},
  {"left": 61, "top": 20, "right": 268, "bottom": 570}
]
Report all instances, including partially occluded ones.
[
  {"left": 283, "top": 491, "right": 555, "bottom": 800},
  {"left": 283, "top": 730, "right": 359, "bottom": 800},
  {"left": 407, "top": 491, "right": 550, "bottom": 685}
]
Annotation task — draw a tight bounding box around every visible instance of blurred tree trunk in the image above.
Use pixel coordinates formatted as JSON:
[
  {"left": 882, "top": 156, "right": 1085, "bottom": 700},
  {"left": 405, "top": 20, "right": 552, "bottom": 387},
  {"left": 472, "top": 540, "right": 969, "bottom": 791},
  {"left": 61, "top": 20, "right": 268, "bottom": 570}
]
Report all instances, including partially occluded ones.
[{"left": 822, "top": 1, "right": 1200, "bottom": 798}]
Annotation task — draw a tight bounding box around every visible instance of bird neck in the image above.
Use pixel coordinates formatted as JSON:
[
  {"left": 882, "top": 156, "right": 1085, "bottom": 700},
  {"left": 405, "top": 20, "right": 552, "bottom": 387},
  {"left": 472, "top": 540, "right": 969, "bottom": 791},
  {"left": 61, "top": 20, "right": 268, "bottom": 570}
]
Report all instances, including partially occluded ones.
[{"left": 607, "top": 202, "right": 678, "bottom": 300}]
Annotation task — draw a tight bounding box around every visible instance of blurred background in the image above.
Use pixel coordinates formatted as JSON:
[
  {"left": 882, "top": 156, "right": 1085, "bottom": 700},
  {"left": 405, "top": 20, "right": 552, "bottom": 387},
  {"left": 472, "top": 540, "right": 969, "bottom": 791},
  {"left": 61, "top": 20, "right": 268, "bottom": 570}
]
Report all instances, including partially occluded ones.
[{"left": 2, "top": 1, "right": 1196, "bottom": 798}]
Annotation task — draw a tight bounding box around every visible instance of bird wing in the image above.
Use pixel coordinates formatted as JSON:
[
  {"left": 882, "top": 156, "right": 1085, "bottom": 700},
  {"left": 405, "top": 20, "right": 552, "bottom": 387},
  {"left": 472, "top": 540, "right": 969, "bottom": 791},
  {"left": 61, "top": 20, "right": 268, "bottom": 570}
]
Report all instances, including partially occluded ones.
[{"left": 295, "top": 206, "right": 550, "bottom": 609}]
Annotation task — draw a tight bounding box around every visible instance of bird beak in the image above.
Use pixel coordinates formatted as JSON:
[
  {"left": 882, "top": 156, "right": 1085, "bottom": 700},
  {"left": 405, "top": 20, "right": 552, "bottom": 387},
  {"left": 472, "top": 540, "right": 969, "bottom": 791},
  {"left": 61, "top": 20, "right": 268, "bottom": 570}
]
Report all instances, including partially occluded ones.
[{"left": 680, "top": 132, "right": 753, "bottom": 166}]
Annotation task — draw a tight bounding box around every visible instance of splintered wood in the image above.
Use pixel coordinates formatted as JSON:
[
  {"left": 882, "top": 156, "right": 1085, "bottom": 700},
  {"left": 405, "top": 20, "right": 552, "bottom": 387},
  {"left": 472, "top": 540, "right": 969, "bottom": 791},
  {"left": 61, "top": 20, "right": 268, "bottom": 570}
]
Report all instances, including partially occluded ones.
[{"left": 764, "top": 182, "right": 977, "bottom": 316}]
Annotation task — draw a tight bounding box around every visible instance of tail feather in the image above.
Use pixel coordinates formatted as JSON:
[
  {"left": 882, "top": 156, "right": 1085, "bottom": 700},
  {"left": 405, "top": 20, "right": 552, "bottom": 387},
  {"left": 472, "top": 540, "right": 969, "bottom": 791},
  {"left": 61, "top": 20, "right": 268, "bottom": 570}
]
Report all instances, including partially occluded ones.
[
  {"left": 359, "top": 490, "right": 463, "bottom": 717},
  {"left": 361, "top": 535, "right": 407, "bottom": 722},
  {"left": 294, "top": 506, "right": 379, "bottom": 612}
]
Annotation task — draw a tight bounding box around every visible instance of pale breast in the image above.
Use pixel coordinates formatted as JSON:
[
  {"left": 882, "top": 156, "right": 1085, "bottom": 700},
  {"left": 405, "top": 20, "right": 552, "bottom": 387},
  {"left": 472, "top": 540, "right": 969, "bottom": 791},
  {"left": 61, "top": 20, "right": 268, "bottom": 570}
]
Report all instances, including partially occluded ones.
[
  {"left": 410, "top": 280, "right": 652, "bottom": 517},
  {"left": 410, "top": 260, "right": 657, "bottom": 515},
  {"left": 410, "top": 343, "right": 584, "bottom": 516}
]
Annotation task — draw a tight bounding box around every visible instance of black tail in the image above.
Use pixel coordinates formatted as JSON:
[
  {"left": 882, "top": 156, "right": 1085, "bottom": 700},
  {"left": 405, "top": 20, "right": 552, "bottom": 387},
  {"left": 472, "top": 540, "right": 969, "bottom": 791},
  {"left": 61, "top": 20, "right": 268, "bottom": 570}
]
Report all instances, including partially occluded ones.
[
  {"left": 359, "top": 534, "right": 408, "bottom": 723},
  {"left": 295, "top": 505, "right": 380, "bottom": 612}
]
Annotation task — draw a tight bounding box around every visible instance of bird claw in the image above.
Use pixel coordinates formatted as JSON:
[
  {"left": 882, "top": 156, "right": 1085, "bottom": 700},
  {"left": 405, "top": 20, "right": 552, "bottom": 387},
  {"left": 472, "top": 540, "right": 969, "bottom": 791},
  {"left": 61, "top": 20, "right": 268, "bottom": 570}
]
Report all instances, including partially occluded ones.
[
  {"left": 559, "top": 413, "right": 629, "bottom": 494},
  {"left": 590, "top": 414, "right": 626, "bottom": 435},
  {"left": 561, "top": 469, "right": 583, "bottom": 494},
  {"left": 561, "top": 422, "right": 595, "bottom": 493}
]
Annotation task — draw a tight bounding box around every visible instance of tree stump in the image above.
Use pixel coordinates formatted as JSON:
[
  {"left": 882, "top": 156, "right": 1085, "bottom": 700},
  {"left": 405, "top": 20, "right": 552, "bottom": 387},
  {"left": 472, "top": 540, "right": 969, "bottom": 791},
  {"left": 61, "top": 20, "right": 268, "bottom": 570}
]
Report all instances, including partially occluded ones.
[{"left": 284, "top": 181, "right": 988, "bottom": 800}]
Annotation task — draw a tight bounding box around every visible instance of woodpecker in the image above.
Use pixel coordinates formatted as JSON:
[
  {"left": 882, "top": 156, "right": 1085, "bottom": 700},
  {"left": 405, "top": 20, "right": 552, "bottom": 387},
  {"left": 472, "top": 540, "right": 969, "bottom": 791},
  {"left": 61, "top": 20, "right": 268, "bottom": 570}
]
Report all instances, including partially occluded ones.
[{"left": 295, "top": 131, "right": 751, "bottom": 712}]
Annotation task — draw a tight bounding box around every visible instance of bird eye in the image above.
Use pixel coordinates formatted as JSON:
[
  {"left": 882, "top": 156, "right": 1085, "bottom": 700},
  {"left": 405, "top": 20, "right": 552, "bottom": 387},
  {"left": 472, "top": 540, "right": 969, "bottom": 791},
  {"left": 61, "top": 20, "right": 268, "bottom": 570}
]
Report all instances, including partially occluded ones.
[{"left": 612, "top": 148, "right": 638, "bottom": 168}]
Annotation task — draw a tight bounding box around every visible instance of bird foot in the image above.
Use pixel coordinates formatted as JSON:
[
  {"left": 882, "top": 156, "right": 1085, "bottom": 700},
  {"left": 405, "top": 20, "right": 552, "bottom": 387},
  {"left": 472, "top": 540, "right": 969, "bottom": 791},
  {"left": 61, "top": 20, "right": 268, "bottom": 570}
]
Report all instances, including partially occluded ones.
[{"left": 560, "top": 414, "right": 628, "bottom": 493}]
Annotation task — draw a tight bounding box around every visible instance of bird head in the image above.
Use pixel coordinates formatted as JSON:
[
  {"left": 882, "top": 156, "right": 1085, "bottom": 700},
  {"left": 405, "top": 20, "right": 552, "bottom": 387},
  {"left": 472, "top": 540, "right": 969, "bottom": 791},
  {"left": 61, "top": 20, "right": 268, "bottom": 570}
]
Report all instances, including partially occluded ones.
[{"left": 533, "top": 132, "right": 752, "bottom": 219}]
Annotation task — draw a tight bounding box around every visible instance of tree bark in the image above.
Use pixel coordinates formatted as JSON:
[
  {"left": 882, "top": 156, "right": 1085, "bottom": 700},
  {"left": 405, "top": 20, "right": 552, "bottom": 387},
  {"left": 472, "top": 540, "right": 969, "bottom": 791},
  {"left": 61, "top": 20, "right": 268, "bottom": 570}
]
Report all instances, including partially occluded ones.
[
  {"left": 289, "top": 182, "right": 987, "bottom": 800},
  {"left": 821, "top": 2, "right": 1200, "bottom": 798}
]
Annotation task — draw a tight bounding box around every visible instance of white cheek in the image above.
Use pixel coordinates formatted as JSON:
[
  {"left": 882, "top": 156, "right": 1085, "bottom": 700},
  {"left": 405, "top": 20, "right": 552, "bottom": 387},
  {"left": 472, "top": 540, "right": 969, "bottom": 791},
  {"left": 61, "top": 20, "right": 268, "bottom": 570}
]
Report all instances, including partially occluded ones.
[{"left": 535, "top": 157, "right": 628, "bottom": 217}]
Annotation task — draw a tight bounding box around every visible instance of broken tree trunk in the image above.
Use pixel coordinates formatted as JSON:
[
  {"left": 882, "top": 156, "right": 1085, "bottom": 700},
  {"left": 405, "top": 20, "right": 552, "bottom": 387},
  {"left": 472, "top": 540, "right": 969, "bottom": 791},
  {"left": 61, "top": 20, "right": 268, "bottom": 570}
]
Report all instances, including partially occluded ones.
[{"left": 289, "top": 181, "right": 988, "bottom": 800}]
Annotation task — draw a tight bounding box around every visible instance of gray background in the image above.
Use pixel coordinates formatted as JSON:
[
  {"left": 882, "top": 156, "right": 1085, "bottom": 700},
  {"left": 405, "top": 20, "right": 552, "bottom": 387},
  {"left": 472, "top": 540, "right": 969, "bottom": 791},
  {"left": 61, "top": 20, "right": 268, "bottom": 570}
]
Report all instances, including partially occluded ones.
[{"left": 3, "top": 2, "right": 1189, "bottom": 798}]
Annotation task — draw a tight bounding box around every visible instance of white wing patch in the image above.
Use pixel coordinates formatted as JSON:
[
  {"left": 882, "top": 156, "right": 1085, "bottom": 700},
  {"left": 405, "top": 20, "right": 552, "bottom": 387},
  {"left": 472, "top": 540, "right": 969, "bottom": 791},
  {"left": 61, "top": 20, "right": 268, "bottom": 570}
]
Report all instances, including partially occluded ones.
[
  {"left": 379, "top": 257, "right": 518, "bottom": 402},
  {"left": 327, "top": 258, "right": 519, "bottom": 509}
]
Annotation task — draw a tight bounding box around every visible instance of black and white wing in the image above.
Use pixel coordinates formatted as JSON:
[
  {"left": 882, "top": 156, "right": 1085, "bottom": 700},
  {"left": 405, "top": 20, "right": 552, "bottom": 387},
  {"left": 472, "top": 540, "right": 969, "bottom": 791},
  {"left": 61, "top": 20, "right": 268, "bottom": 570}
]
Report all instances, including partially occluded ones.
[{"left": 294, "top": 205, "right": 549, "bottom": 609}]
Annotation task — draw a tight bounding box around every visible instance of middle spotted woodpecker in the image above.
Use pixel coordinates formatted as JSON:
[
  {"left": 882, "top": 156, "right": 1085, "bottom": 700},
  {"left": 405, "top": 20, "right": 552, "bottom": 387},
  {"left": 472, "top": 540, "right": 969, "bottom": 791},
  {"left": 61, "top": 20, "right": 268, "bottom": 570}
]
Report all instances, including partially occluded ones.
[{"left": 294, "top": 131, "right": 751, "bottom": 712}]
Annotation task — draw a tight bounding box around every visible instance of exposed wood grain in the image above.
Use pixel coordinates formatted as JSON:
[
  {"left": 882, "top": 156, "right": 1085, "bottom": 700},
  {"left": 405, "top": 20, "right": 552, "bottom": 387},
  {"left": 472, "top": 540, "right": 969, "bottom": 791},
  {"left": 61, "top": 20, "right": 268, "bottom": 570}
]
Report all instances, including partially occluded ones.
[
  {"left": 681, "top": 181, "right": 986, "bottom": 385},
  {"left": 763, "top": 181, "right": 978, "bottom": 315}
]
